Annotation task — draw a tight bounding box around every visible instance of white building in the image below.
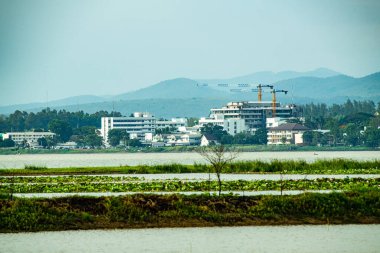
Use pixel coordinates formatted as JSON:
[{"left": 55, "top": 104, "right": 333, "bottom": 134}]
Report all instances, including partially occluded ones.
[
  {"left": 200, "top": 134, "right": 220, "bottom": 146},
  {"left": 199, "top": 114, "right": 246, "bottom": 136},
  {"left": 163, "top": 133, "right": 201, "bottom": 146},
  {"left": 100, "top": 112, "right": 188, "bottom": 145},
  {"left": 206, "top": 101, "right": 295, "bottom": 131},
  {"left": 101, "top": 112, "right": 156, "bottom": 144},
  {"left": 266, "top": 117, "right": 288, "bottom": 128},
  {"left": 267, "top": 123, "right": 309, "bottom": 145},
  {"left": 3, "top": 132, "right": 55, "bottom": 146}
]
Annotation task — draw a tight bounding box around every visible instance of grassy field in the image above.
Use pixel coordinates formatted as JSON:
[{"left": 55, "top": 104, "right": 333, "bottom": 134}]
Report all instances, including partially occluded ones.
[
  {"left": 1, "top": 191, "right": 379, "bottom": 232},
  {"left": 1, "top": 159, "right": 380, "bottom": 175}
]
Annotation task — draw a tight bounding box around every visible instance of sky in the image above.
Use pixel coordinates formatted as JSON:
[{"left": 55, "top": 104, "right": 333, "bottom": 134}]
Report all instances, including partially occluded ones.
[{"left": 0, "top": 0, "right": 380, "bottom": 106}]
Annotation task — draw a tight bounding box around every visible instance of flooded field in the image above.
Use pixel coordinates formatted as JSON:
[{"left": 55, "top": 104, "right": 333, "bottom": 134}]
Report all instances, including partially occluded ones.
[{"left": 0, "top": 151, "right": 379, "bottom": 169}]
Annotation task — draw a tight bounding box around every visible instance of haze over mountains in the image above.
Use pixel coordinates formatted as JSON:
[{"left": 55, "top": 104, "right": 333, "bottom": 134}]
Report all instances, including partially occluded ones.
[{"left": 1, "top": 68, "right": 379, "bottom": 118}]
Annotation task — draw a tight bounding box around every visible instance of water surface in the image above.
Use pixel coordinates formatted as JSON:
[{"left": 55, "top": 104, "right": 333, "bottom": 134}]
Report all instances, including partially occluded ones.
[
  {"left": 1, "top": 151, "right": 379, "bottom": 169},
  {"left": 1, "top": 225, "right": 379, "bottom": 253}
]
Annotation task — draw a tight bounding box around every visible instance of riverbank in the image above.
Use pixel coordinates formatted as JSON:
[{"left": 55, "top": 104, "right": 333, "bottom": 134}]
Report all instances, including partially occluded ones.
[
  {"left": 0, "top": 145, "right": 377, "bottom": 155},
  {"left": 1, "top": 191, "right": 379, "bottom": 232},
  {"left": 1, "top": 159, "right": 379, "bottom": 175}
]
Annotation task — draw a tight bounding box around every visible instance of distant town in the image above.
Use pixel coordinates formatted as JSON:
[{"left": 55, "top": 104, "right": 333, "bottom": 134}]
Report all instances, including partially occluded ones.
[{"left": 0, "top": 84, "right": 379, "bottom": 150}]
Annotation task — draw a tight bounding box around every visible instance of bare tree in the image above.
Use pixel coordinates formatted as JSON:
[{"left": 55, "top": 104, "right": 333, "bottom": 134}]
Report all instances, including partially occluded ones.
[{"left": 197, "top": 145, "right": 239, "bottom": 196}]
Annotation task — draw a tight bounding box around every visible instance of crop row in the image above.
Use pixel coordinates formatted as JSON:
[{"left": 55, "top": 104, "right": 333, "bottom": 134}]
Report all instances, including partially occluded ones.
[
  {"left": 1, "top": 178, "right": 379, "bottom": 193},
  {"left": 0, "top": 175, "right": 142, "bottom": 184}
]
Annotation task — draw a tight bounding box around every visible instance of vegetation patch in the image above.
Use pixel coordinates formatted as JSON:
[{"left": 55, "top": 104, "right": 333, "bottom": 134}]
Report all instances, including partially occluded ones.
[
  {"left": 0, "top": 191, "right": 379, "bottom": 232},
  {"left": 1, "top": 178, "right": 378, "bottom": 193},
  {"left": 1, "top": 159, "right": 380, "bottom": 176}
]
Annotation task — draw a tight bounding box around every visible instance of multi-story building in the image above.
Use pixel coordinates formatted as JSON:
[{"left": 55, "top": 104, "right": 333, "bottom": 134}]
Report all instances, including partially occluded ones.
[
  {"left": 156, "top": 118, "right": 187, "bottom": 130},
  {"left": 3, "top": 132, "right": 55, "bottom": 146},
  {"left": 267, "top": 123, "right": 309, "bottom": 145},
  {"left": 100, "top": 112, "right": 155, "bottom": 144},
  {"left": 100, "top": 112, "right": 188, "bottom": 145},
  {"left": 200, "top": 101, "right": 295, "bottom": 134}
]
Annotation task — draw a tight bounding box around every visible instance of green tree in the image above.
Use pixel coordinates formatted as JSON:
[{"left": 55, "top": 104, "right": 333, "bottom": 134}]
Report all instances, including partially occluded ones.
[
  {"left": 48, "top": 119, "right": 73, "bottom": 142},
  {"left": 187, "top": 117, "right": 199, "bottom": 127},
  {"left": 253, "top": 128, "right": 268, "bottom": 144},
  {"left": 201, "top": 124, "right": 229, "bottom": 142},
  {"left": 108, "top": 129, "right": 129, "bottom": 147},
  {"left": 363, "top": 127, "right": 380, "bottom": 147},
  {"left": 127, "top": 139, "right": 142, "bottom": 147},
  {"left": 0, "top": 138, "right": 15, "bottom": 147},
  {"left": 343, "top": 123, "right": 362, "bottom": 146},
  {"left": 303, "top": 131, "right": 313, "bottom": 145},
  {"left": 84, "top": 134, "right": 103, "bottom": 148},
  {"left": 37, "top": 137, "right": 48, "bottom": 148}
]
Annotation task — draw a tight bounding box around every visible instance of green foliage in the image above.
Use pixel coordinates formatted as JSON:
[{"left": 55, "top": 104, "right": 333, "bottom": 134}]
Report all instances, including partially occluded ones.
[
  {"left": 1, "top": 177, "right": 378, "bottom": 193},
  {"left": 1, "top": 191, "right": 379, "bottom": 232},
  {"left": 23, "top": 165, "right": 47, "bottom": 170},
  {"left": 108, "top": 129, "right": 129, "bottom": 147},
  {"left": 0, "top": 138, "right": 15, "bottom": 148},
  {"left": 187, "top": 117, "right": 198, "bottom": 127},
  {"left": 201, "top": 124, "right": 228, "bottom": 142},
  {"left": 127, "top": 139, "right": 142, "bottom": 147},
  {"left": 1, "top": 159, "right": 380, "bottom": 176},
  {"left": 37, "top": 137, "right": 48, "bottom": 148},
  {"left": 48, "top": 119, "right": 73, "bottom": 142},
  {"left": 1, "top": 108, "right": 121, "bottom": 132}
]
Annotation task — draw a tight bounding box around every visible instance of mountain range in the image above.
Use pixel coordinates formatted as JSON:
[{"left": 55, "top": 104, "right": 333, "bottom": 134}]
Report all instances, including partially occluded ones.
[{"left": 1, "top": 68, "right": 379, "bottom": 118}]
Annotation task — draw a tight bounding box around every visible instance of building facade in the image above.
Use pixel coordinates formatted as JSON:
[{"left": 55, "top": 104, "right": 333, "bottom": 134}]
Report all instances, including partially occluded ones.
[
  {"left": 200, "top": 101, "right": 295, "bottom": 134},
  {"left": 3, "top": 132, "right": 55, "bottom": 146},
  {"left": 100, "top": 112, "right": 188, "bottom": 145},
  {"left": 267, "top": 123, "right": 309, "bottom": 145}
]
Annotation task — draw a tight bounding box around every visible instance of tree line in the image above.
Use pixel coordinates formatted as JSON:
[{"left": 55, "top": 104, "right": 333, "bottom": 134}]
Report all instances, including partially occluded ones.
[
  {"left": 298, "top": 100, "right": 380, "bottom": 147},
  {"left": 0, "top": 99, "right": 379, "bottom": 148},
  {"left": 0, "top": 109, "right": 122, "bottom": 148}
]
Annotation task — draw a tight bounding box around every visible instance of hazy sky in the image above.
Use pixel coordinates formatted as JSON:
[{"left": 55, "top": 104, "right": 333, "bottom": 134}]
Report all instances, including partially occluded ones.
[{"left": 1, "top": 0, "right": 380, "bottom": 105}]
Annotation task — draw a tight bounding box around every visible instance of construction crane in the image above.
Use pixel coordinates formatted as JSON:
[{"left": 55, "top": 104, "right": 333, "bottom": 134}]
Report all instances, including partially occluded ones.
[
  {"left": 257, "top": 84, "right": 273, "bottom": 102},
  {"left": 196, "top": 82, "right": 275, "bottom": 102},
  {"left": 271, "top": 89, "right": 288, "bottom": 117},
  {"left": 215, "top": 83, "right": 273, "bottom": 102}
]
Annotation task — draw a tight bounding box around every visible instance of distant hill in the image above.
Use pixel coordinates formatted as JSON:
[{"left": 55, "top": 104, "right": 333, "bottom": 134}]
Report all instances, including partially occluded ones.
[
  {"left": 0, "top": 95, "right": 106, "bottom": 114},
  {"left": 16, "top": 98, "right": 231, "bottom": 118},
  {"left": 273, "top": 72, "right": 380, "bottom": 99},
  {"left": 197, "top": 68, "right": 341, "bottom": 85},
  {"left": 112, "top": 78, "right": 228, "bottom": 100},
  {"left": 1, "top": 69, "right": 379, "bottom": 116}
]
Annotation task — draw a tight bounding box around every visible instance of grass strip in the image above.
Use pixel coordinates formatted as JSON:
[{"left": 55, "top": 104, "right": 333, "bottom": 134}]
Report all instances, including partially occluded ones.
[
  {"left": 0, "top": 190, "right": 379, "bottom": 232},
  {"left": 1, "top": 159, "right": 380, "bottom": 175}
]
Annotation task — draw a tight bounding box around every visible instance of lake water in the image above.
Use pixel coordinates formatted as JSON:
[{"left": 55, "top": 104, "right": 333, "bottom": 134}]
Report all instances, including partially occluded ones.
[
  {"left": 0, "top": 151, "right": 379, "bottom": 169},
  {"left": 1, "top": 225, "right": 379, "bottom": 253}
]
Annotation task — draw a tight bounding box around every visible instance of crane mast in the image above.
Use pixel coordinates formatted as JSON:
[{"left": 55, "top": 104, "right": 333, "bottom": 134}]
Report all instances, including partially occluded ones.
[
  {"left": 257, "top": 84, "right": 273, "bottom": 102},
  {"left": 271, "top": 89, "right": 288, "bottom": 117}
]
